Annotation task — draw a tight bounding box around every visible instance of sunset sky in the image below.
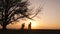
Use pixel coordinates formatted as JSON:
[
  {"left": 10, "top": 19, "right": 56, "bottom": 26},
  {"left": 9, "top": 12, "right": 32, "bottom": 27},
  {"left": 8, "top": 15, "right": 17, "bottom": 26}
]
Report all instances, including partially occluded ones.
[
  {"left": 29, "top": 0, "right": 60, "bottom": 29},
  {"left": 30, "top": 0, "right": 60, "bottom": 29},
  {"left": 0, "top": 0, "right": 60, "bottom": 29}
]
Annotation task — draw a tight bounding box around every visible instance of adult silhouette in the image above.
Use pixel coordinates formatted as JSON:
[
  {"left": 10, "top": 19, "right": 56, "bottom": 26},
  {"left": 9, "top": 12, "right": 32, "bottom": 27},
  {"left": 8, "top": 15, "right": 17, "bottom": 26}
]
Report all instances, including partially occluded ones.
[{"left": 28, "top": 22, "right": 31, "bottom": 30}]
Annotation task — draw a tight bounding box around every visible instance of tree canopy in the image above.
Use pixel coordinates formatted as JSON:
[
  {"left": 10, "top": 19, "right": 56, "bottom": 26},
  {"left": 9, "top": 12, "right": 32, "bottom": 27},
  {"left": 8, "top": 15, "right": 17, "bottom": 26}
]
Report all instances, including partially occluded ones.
[{"left": 0, "top": 0, "right": 42, "bottom": 29}]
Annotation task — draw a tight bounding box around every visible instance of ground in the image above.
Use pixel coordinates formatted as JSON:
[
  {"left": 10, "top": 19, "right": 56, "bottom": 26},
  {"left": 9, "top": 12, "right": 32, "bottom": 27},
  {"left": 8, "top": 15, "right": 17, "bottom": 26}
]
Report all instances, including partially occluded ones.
[{"left": 0, "top": 29, "right": 60, "bottom": 34}]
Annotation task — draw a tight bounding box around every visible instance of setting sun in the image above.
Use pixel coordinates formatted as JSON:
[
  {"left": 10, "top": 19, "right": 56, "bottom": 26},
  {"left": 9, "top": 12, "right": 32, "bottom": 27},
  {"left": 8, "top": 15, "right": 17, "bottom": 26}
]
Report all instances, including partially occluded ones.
[{"left": 27, "top": 20, "right": 39, "bottom": 29}]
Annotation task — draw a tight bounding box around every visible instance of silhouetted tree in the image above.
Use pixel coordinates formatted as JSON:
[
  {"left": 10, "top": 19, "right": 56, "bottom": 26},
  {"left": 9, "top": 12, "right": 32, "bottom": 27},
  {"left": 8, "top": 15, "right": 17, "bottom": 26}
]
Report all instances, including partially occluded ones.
[
  {"left": 0, "top": 0, "right": 30, "bottom": 30},
  {"left": 0, "top": 0, "right": 42, "bottom": 30},
  {"left": 0, "top": 0, "right": 4, "bottom": 26}
]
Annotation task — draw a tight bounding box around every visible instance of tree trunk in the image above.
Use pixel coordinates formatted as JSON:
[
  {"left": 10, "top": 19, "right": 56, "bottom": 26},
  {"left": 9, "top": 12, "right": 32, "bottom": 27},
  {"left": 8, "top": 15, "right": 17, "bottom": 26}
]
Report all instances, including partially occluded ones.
[{"left": 3, "top": 22, "right": 7, "bottom": 30}]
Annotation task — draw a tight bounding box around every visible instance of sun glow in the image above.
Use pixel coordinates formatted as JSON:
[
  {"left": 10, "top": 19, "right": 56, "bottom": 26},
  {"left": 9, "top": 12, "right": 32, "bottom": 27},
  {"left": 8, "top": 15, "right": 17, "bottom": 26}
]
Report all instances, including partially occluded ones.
[{"left": 28, "top": 20, "right": 39, "bottom": 29}]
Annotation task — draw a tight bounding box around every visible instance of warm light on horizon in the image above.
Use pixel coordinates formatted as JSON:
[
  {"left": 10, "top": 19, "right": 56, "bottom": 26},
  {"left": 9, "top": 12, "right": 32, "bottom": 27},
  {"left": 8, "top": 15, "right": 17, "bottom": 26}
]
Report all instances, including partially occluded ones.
[{"left": 26, "top": 20, "right": 40, "bottom": 29}]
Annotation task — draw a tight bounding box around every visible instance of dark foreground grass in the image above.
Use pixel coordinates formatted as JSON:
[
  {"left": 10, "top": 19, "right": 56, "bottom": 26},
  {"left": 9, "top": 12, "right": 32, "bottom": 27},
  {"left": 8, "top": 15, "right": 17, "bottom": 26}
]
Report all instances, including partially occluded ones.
[{"left": 0, "top": 29, "right": 60, "bottom": 34}]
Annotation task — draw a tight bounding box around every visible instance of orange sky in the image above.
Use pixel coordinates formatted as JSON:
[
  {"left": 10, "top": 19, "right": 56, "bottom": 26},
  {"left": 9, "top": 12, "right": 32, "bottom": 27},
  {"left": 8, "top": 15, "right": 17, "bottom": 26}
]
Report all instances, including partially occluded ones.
[{"left": 0, "top": 0, "right": 60, "bottom": 29}]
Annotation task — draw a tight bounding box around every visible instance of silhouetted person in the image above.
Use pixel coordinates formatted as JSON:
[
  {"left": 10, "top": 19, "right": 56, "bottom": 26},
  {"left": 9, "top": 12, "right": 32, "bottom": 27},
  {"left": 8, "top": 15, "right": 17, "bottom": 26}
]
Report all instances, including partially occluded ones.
[
  {"left": 28, "top": 22, "right": 32, "bottom": 34},
  {"left": 28, "top": 22, "right": 31, "bottom": 30},
  {"left": 21, "top": 23, "right": 25, "bottom": 30}
]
